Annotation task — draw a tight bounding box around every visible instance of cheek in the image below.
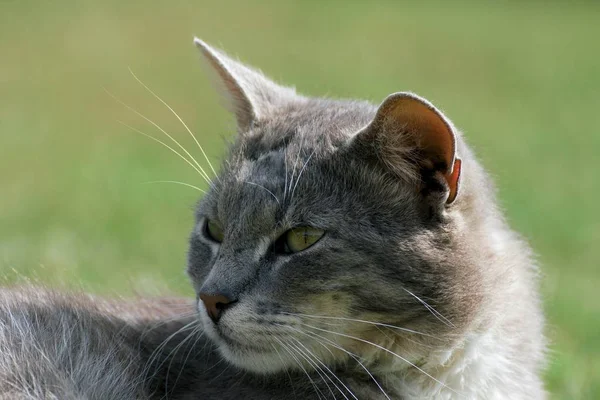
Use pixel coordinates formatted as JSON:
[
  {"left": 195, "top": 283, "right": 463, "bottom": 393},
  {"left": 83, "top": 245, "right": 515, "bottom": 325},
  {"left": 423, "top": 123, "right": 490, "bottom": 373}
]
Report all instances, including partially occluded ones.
[
  {"left": 186, "top": 240, "right": 216, "bottom": 284},
  {"left": 294, "top": 292, "right": 354, "bottom": 318}
]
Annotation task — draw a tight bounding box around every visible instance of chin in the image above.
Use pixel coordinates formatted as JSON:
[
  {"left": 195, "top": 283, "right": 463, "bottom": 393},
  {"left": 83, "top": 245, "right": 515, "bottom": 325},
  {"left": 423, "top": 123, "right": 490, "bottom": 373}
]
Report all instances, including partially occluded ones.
[
  {"left": 199, "top": 315, "right": 289, "bottom": 374},
  {"left": 216, "top": 341, "right": 288, "bottom": 374}
]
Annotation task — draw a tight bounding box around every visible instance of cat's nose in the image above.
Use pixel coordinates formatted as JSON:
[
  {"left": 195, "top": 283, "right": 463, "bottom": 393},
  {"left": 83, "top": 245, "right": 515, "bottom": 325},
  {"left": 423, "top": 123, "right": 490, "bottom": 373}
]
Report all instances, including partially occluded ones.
[{"left": 199, "top": 292, "right": 236, "bottom": 324}]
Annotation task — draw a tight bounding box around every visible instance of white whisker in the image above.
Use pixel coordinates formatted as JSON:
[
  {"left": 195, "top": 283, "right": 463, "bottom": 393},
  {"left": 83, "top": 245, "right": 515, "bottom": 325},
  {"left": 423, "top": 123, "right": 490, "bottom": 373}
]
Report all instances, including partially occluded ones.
[
  {"left": 142, "top": 320, "right": 198, "bottom": 383},
  {"left": 300, "top": 322, "right": 458, "bottom": 395},
  {"left": 283, "top": 145, "right": 289, "bottom": 203},
  {"left": 139, "top": 312, "right": 197, "bottom": 341},
  {"left": 243, "top": 181, "right": 280, "bottom": 206},
  {"left": 104, "top": 88, "right": 213, "bottom": 186},
  {"left": 287, "top": 325, "right": 388, "bottom": 400},
  {"left": 201, "top": 351, "right": 228, "bottom": 374},
  {"left": 281, "top": 312, "right": 436, "bottom": 339},
  {"left": 128, "top": 68, "right": 220, "bottom": 181},
  {"left": 289, "top": 337, "right": 351, "bottom": 400},
  {"left": 171, "top": 328, "right": 206, "bottom": 394},
  {"left": 207, "top": 359, "right": 234, "bottom": 384},
  {"left": 142, "top": 180, "right": 206, "bottom": 193},
  {"left": 271, "top": 343, "right": 297, "bottom": 398},
  {"left": 117, "top": 121, "right": 210, "bottom": 184},
  {"left": 290, "top": 148, "right": 316, "bottom": 200},
  {"left": 403, "top": 288, "right": 454, "bottom": 328},
  {"left": 288, "top": 132, "right": 306, "bottom": 195},
  {"left": 164, "top": 325, "right": 203, "bottom": 395},
  {"left": 274, "top": 337, "right": 324, "bottom": 400},
  {"left": 287, "top": 340, "right": 338, "bottom": 399}
]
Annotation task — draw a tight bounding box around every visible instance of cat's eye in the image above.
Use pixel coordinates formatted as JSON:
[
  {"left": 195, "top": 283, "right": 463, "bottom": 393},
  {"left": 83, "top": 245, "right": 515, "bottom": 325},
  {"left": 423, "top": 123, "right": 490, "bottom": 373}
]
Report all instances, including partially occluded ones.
[
  {"left": 205, "top": 219, "right": 224, "bottom": 243},
  {"left": 283, "top": 227, "right": 325, "bottom": 253}
]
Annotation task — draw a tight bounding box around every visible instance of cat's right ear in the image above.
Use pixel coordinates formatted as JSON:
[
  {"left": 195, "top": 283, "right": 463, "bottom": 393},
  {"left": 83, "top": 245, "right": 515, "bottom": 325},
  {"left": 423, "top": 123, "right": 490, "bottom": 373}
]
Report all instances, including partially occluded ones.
[
  {"left": 194, "top": 38, "right": 302, "bottom": 132},
  {"left": 349, "top": 92, "right": 462, "bottom": 205}
]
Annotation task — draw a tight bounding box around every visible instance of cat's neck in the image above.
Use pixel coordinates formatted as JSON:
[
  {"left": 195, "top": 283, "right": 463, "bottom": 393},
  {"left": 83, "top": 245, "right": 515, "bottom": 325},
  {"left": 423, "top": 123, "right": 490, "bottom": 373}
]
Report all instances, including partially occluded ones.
[
  {"left": 353, "top": 325, "right": 543, "bottom": 400},
  {"left": 346, "top": 220, "right": 545, "bottom": 399}
]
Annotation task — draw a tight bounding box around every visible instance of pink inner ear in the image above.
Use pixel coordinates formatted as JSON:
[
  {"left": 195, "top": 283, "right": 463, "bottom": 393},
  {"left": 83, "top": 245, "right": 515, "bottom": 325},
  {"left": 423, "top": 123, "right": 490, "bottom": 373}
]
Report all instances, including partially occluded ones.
[
  {"left": 387, "top": 98, "right": 455, "bottom": 174},
  {"left": 446, "top": 158, "right": 461, "bottom": 204},
  {"left": 370, "top": 92, "right": 461, "bottom": 204}
]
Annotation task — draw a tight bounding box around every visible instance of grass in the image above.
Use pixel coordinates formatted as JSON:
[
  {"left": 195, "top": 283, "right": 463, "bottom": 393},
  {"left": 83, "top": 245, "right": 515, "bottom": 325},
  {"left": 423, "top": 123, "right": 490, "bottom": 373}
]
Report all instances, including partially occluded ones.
[{"left": 1, "top": 1, "right": 598, "bottom": 398}]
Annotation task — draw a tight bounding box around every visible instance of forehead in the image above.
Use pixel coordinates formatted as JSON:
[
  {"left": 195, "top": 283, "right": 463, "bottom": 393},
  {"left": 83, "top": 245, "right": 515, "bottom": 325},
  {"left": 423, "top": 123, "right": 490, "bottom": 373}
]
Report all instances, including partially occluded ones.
[
  {"left": 209, "top": 147, "right": 310, "bottom": 235},
  {"left": 241, "top": 98, "right": 376, "bottom": 156},
  {"left": 198, "top": 99, "right": 384, "bottom": 227}
]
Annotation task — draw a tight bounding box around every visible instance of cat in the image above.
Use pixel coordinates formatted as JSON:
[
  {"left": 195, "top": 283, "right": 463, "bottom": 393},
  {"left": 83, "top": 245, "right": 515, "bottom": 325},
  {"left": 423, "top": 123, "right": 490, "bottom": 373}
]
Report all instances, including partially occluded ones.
[{"left": 0, "top": 38, "right": 546, "bottom": 399}]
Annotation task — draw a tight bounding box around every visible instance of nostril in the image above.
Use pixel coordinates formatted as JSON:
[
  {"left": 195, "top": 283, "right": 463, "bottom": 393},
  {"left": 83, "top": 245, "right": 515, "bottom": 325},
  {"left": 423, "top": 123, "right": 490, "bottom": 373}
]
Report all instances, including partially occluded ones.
[{"left": 199, "top": 293, "right": 237, "bottom": 324}]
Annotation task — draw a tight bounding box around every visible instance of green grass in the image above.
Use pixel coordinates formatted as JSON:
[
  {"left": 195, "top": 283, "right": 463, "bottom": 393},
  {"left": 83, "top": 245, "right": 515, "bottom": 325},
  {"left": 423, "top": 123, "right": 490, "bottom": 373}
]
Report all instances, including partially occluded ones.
[{"left": 1, "top": 1, "right": 598, "bottom": 398}]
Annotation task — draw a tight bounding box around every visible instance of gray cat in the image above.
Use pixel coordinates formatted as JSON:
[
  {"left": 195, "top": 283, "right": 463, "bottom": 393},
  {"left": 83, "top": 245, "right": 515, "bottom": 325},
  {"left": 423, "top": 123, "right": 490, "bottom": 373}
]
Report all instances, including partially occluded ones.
[{"left": 0, "top": 39, "right": 546, "bottom": 399}]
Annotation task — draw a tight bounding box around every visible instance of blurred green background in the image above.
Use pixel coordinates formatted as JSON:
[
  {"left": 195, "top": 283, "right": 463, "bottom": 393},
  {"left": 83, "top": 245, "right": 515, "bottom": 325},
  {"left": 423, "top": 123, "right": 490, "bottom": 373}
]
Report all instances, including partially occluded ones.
[{"left": 1, "top": 1, "right": 598, "bottom": 398}]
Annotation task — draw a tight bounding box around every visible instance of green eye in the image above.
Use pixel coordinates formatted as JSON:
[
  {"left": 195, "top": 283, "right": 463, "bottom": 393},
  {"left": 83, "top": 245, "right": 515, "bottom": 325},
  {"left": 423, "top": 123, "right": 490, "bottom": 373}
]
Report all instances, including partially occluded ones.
[
  {"left": 285, "top": 227, "right": 325, "bottom": 253},
  {"left": 206, "top": 219, "right": 224, "bottom": 243}
]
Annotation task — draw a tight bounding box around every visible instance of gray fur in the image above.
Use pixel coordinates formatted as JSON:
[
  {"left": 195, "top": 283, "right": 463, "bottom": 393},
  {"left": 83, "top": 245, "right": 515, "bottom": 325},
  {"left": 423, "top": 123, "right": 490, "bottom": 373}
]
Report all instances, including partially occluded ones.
[{"left": 0, "top": 40, "right": 545, "bottom": 399}]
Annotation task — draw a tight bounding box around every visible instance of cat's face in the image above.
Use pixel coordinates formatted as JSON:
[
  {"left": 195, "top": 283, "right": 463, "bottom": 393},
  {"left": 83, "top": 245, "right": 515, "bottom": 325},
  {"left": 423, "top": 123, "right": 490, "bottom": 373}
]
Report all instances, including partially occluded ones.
[{"left": 187, "top": 40, "right": 482, "bottom": 375}]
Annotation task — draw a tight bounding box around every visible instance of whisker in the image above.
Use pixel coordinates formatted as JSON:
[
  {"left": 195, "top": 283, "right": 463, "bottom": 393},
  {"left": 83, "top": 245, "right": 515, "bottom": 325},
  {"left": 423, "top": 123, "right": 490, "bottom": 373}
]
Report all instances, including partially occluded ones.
[
  {"left": 289, "top": 338, "right": 351, "bottom": 400},
  {"left": 128, "top": 68, "right": 219, "bottom": 180},
  {"left": 288, "top": 132, "right": 306, "bottom": 196},
  {"left": 231, "top": 370, "right": 249, "bottom": 390},
  {"left": 143, "top": 319, "right": 198, "bottom": 360},
  {"left": 283, "top": 145, "right": 289, "bottom": 203},
  {"left": 403, "top": 288, "right": 454, "bottom": 328},
  {"left": 287, "top": 325, "right": 388, "bottom": 400},
  {"left": 376, "top": 325, "right": 436, "bottom": 350},
  {"left": 274, "top": 337, "right": 325, "bottom": 400},
  {"left": 147, "top": 329, "right": 199, "bottom": 383},
  {"left": 117, "top": 120, "right": 210, "bottom": 184},
  {"left": 165, "top": 325, "right": 204, "bottom": 395},
  {"left": 281, "top": 312, "right": 436, "bottom": 339},
  {"left": 207, "top": 358, "right": 234, "bottom": 384},
  {"left": 201, "top": 350, "right": 228, "bottom": 373},
  {"left": 270, "top": 343, "right": 297, "bottom": 398},
  {"left": 139, "top": 311, "right": 197, "bottom": 340},
  {"left": 173, "top": 328, "right": 206, "bottom": 388},
  {"left": 142, "top": 180, "right": 206, "bottom": 194},
  {"left": 290, "top": 148, "right": 316, "bottom": 200},
  {"left": 303, "top": 344, "right": 358, "bottom": 400},
  {"left": 287, "top": 340, "right": 338, "bottom": 399},
  {"left": 142, "top": 320, "right": 198, "bottom": 384},
  {"left": 104, "top": 88, "right": 213, "bottom": 186},
  {"left": 300, "top": 322, "right": 458, "bottom": 395},
  {"left": 243, "top": 181, "right": 280, "bottom": 206}
]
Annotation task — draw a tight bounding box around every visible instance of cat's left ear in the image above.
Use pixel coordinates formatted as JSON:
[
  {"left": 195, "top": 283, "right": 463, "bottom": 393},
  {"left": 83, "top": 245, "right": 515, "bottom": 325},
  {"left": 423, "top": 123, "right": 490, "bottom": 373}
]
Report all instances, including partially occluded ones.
[
  {"left": 351, "top": 92, "right": 461, "bottom": 205},
  {"left": 194, "top": 38, "right": 302, "bottom": 133}
]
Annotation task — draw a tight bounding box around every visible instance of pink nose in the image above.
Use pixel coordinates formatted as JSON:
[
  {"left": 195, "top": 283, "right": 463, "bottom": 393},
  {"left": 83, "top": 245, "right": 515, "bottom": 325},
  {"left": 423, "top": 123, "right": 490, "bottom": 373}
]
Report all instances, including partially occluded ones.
[{"left": 199, "top": 293, "right": 235, "bottom": 323}]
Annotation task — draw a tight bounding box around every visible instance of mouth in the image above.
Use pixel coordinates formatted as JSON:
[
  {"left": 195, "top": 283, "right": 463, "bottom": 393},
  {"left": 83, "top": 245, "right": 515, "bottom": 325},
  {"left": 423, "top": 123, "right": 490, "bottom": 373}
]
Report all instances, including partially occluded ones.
[
  {"left": 214, "top": 325, "right": 273, "bottom": 352},
  {"left": 198, "top": 309, "right": 278, "bottom": 352},
  {"left": 210, "top": 327, "right": 289, "bottom": 373},
  {"left": 197, "top": 312, "right": 299, "bottom": 373}
]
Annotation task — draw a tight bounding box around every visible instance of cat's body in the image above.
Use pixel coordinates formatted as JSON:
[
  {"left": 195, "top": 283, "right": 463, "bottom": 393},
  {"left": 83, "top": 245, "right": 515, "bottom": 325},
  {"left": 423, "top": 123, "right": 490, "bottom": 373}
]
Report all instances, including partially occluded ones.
[
  {"left": 0, "top": 39, "right": 545, "bottom": 399},
  {"left": 0, "top": 289, "right": 335, "bottom": 400}
]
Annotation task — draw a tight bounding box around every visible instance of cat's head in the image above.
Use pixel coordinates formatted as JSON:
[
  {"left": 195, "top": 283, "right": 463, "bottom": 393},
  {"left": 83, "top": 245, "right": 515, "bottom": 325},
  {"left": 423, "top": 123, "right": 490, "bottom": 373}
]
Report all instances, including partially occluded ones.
[{"left": 187, "top": 39, "right": 485, "bottom": 375}]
